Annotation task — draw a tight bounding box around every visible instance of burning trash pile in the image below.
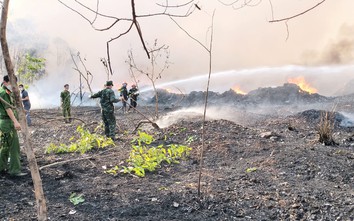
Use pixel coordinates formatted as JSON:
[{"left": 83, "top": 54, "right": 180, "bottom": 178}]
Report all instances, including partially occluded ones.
[
  {"left": 149, "top": 83, "right": 330, "bottom": 107},
  {"left": 244, "top": 83, "right": 330, "bottom": 105}
]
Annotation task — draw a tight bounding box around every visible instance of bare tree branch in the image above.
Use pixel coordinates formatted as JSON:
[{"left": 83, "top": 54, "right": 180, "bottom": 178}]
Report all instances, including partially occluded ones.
[
  {"left": 58, "top": 0, "right": 130, "bottom": 31},
  {"left": 156, "top": 0, "right": 194, "bottom": 8},
  {"left": 169, "top": 17, "right": 209, "bottom": 52},
  {"left": 268, "top": 0, "right": 274, "bottom": 21},
  {"left": 106, "top": 21, "right": 134, "bottom": 75},
  {"left": 170, "top": 8, "right": 215, "bottom": 196},
  {"left": 269, "top": 0, "right": 326, "bottom": 23},
  {"left": 57, "top": 0, "right": 196, "bottom": 71},
  {"left": 218, "top": 0, "right": 262, "bottom": 10},
  {"left": 197, "top": 10, "right": 215, "bottom": 196},
  {"left": 131, "top": 0, "right": 150, "bottom": 59},
  {"left": 285, "top": 20, "right": 289, "bottom": 41},
  {"left": 127, "top": 40, "right": 170, "bottom": 118}
]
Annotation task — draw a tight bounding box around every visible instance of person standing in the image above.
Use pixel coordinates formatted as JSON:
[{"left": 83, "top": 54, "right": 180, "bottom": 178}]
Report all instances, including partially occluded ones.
[
  {"left": 19, "top": 84, "right": 31, "bottom": 126},
  {"left": 60, "top": 84, "right": 71, "bottom": 123},
  {"left": 119, "top": 82, "right": 128, "bottom": 113},
  {"left": 128, "top": 84, "right": 139, "bottom": 112},
  {"left": 90, "top": 81, "right": 120, "bottom": 140},
  {"left": 0, "top": 75, "right": 26, "bottom": 176}
]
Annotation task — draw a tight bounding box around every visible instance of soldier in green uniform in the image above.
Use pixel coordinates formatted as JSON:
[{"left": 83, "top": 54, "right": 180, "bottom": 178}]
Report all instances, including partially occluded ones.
[
  {"left": 0, "top": 75, "right": 26, "bottom": 176},
  {"left": 90, "top": 81, "right": 120, "bottom": 140},
  {"left": 60, "top": 84, "right": 71, "bottom": 123}
]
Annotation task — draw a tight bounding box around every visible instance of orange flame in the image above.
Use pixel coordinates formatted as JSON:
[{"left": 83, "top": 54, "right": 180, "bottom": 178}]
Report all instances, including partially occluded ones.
[
  {"left": 165, "top": 88, "right": 173, "bottom": 93},
  {"left": 165, "top": 88, "right": 182, "bottom": 94},
  {"left": 231, "top": 85, "right": 246, "bottom": 95},
  {"left": 287, "top": 76, "right": 317, "bottom": 94}
]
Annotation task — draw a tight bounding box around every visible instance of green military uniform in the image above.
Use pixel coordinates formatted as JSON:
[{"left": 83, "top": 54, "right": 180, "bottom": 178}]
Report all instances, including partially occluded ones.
[
  {"left": 60, "top": 89, "right": 71, "bottom": 123},
  {"left": 0, "top": 85, "right": 21, "bottom": 175},
  {"left": 91, "top": 81, "right": 120, "bottom": 139}
]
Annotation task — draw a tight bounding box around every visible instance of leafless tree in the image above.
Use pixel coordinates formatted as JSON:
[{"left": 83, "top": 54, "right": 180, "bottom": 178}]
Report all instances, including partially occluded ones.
[
  {"left": 169, "top": 10, "right": 215, "bottom": 195},
  {"left": 71, "top": 51, "right": 94, "bottom": 95},
  {"left": 57, "top": 0, "right": 198, "bottom": 75},
  {"left": 126, "top": 39, "right": 170, "bottom": 118},
  {"left": 1, "top": 0, "right": 47, "bottom": 220}
]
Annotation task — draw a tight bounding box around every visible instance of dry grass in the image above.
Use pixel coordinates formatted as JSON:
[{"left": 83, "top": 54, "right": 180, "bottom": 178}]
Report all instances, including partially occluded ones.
[{"left": 318, "top": 111, "right": 336, "bottom": 145}]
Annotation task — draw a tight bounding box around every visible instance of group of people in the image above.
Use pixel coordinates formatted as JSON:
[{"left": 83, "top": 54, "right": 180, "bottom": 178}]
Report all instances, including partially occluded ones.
[
  {"left": 118, "top": 82, "right": 139, "bottom": 113},
  {"left": 0, "top": 75, "right": 31, "bottom": 177},
  {"left": 89, "top": 81, "right": 139, "bottom": 140},
  {"left": 0, "top": 77, "right": 139, "bottom": 177},
  {"left": 60, "top": 81, "right": 139, "bottom": 140}
]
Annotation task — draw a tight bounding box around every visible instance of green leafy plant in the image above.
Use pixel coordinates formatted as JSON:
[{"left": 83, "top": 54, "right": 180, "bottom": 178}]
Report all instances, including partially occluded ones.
[
  {"left": 69, "top": 193, "right": 85, "bottom": 205},
  {"left": 106, "top": 131, "right": 192, "bottom": 177},
  {"left": 104, "top": 166, "right": 119, "bottom": 175},
  {"left": 185, "top": 135, "right": 197, "bottom": 145},
  {"left": 17, "top": 53, "right": 46, "bottom": 84},
  {"left": 133, "top": 131, "right": 155, "bottom": 145},
  {"left": 45, "top": 125, "right": 115, "bottom": 154},
  {"left": 246, "top": 167, "right": 257, "bottom": 173}
]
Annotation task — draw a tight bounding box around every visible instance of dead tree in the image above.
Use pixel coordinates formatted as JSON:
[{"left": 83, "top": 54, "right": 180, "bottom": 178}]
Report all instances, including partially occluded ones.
[
  {"left": 126, "top": 40, "right": 170, "bottom": 119},
  {"left": 57, "top": 0, "right": 198, "bottom": 74},
  {"left": 170, "top": 11, "right": 215, "bottom": 195},
  {"left": 0, "top": 0, "right": 47, "bottom": 220},
  {"left": 71, "top": 52, "right": 94, "bottom": 94}
]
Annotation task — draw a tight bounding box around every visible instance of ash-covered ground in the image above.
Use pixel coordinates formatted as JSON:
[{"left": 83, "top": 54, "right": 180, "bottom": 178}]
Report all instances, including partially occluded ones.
[{"left": 0, "top": 83, "right": 353, "bottom": 221}]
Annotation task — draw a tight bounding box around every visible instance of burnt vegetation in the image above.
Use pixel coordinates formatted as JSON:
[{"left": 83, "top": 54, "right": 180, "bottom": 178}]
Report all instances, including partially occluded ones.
[{"left": 1, "top": 85, "right": 353, "bottom": 220}]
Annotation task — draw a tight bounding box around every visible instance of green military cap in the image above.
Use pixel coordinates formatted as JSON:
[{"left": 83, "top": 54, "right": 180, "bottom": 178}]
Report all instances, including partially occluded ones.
[{"left": 106, "top": 81, "right": 113, "bottom": 86}]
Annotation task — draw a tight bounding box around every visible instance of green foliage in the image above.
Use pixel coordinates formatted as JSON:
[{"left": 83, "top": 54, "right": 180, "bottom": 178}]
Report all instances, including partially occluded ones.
[
  {"left": 131, "top": 131, "right": 155, "bottom": 145},
  {"left": 246, "top": 167, "right": 257, "bottom": 173},
  {"left": 45, "top": 125, "right": 114, "bottom": 154},
  {"left": 105, "top": 166, "right": 119, "bottom": 175},
  {"left": 185, "top": 135, "right": 197, "bottom": 145},
  {"left": 17, "top": 53, "right": 46, "bottom": 84},
  {"left": 69, "top": 193, "right": 85, "bottom": 205},
  {"left": 106, "top": 131, "right": 192, "bottom": 177},
  {"left": 158, "top": 186, "right": 168, "bottom": 191}
]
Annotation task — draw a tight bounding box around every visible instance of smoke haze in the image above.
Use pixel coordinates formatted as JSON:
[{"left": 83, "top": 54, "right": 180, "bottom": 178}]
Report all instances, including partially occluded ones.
[{"left": 4, "top": 0, "right": 354, "bottom": 108}]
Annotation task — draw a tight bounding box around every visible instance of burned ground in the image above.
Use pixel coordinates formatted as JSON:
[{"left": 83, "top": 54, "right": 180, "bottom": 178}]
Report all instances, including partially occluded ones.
[{"left": 0, "top": 94, "right": 353, "bottom": 220}]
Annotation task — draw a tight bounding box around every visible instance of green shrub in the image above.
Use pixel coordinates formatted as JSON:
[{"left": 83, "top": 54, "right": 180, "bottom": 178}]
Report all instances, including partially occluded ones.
[
  {"left": 45, "top": 125, "right": 115, "bottom": 154},
  {"left": 106, "top": 131, "right": 192, "bottom": 177}
]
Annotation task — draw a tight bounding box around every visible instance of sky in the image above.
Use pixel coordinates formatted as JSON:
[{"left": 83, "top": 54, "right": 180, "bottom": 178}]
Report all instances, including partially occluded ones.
[{"left": 6, "top": 0, "right": 354, "bottom": 107}]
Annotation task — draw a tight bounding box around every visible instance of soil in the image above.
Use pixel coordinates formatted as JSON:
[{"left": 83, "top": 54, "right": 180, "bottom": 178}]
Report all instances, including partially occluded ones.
[{"left": 0, "top": 102, "right": 353, "bottom": 221}]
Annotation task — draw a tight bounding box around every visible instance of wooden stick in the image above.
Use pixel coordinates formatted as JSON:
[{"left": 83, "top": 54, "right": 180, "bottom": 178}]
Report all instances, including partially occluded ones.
[{"left": 39, "top": 157, "right": 94, "bottom": 170}]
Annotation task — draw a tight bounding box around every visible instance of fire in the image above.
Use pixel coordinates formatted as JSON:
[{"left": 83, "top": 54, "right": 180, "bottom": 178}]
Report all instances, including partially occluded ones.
[
  {"left": 231, "top": 85, "right": 246, "bottom": 95},
  {"left": 287, "top": 76, "right": 317, "bottom": 94},
  {"left": 164, "top": 88, "right": 183, "bottom": 94}
]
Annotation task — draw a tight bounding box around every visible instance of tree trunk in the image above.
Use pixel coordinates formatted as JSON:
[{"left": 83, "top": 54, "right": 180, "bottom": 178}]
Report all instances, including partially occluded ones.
[
  {"left": 152, "top": 81, "right": 159, "bottom": 118},
  {"left": 0, "top": 0, "right": 48, "bottom": 220}
]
